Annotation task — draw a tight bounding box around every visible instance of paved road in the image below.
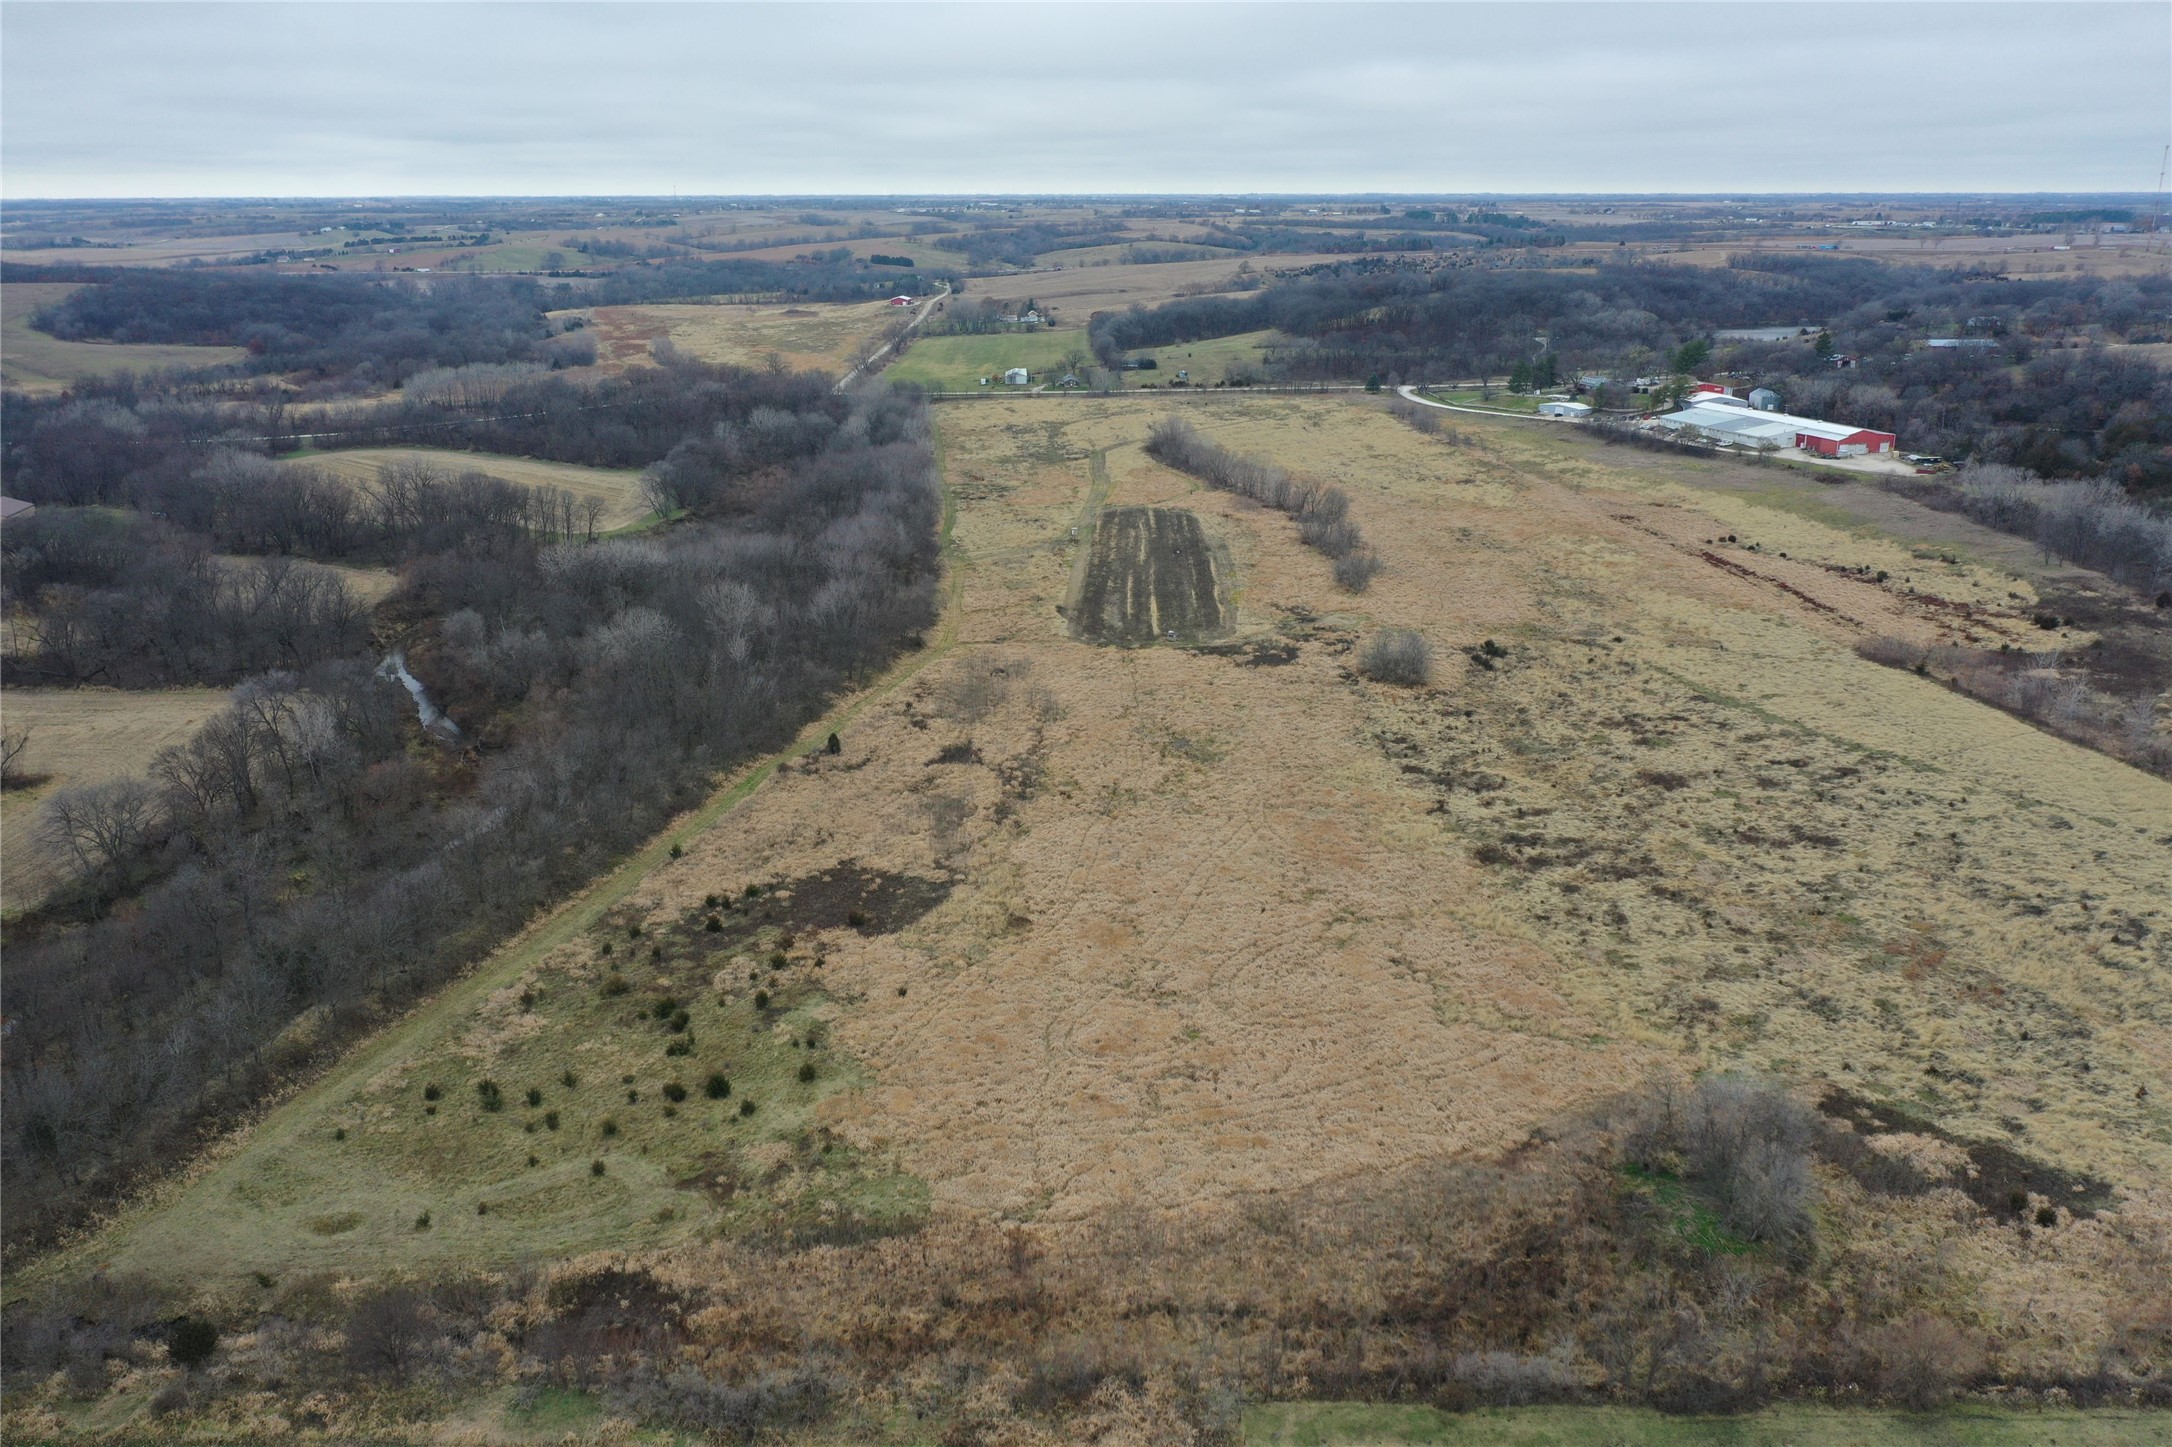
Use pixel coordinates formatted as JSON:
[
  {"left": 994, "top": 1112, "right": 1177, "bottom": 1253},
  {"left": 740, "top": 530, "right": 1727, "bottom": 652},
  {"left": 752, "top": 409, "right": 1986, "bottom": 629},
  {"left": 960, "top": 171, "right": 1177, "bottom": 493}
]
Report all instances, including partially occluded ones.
[{"left": 1394, "top": 384, "right": 1569, "bottom": 422}]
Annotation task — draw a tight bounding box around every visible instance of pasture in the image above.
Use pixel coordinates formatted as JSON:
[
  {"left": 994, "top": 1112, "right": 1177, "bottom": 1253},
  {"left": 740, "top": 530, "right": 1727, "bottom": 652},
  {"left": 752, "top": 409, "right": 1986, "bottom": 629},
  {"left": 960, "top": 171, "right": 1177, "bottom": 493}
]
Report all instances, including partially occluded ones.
[
  {"left": 1, "top": 686, "right": 230, "bottom": 913},
  {"left": 1, "top": 281, "right": 248, "bottom": 391},
  {"left": 880, "top": 328, "right": 1083, "bottom": 391},
  {"left": 45, "top": 394, "right": 2171, "bottom": 1323},
  {"left": 285, "top": 447, "right": 652, "bottom": 531},
  {"left": 573, "top": 296, "right": 904, "bottom": 375}
]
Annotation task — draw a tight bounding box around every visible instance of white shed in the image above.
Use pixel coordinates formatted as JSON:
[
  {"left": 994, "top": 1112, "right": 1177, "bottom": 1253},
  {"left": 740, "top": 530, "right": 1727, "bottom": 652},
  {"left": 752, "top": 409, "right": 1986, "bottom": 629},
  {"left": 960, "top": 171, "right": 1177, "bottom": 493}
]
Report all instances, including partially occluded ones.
[
  {"left": 1537, "top": 401, "right": 1591, "bottom": 419},
  {"left": 1747, "top": 387, "right": 1781, "bottom": 411},
  {"left": 1003, "top": 368, "right": 1030, "bottom": 385}
]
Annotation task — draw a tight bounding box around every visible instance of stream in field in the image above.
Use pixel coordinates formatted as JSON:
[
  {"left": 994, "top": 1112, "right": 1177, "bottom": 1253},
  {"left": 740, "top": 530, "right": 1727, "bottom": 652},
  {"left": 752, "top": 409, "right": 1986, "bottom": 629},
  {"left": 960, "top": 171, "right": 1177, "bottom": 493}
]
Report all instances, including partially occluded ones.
[{"left": 378, "top": 651, "right": 461, "bottom": 740}]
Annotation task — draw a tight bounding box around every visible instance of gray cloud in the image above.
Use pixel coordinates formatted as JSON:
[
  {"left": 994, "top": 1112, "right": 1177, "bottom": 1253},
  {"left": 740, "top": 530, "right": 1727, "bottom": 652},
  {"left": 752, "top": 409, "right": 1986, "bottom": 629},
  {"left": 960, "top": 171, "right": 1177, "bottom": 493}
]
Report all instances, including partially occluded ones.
[{"left": 3, "top": 2, "right": 2164, "bottom": 196}]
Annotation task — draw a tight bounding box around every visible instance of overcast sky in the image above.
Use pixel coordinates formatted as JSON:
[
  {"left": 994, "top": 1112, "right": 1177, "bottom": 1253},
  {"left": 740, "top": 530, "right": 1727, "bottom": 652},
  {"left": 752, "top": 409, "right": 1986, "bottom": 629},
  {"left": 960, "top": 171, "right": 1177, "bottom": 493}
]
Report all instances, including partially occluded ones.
[{"left": 3, "top": 2, "right": 2165, "bottom": 198}]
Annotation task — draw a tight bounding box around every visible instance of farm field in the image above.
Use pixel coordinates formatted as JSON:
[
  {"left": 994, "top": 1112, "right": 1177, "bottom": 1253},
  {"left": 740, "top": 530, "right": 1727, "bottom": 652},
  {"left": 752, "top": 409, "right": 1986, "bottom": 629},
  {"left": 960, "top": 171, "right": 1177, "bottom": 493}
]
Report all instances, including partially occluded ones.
[
  {"left": 285, "top": 446, "right": 651, "bottom": 530},
  {"left": 35, "top": 392, "right": 2172, "bottom": 1309},
  {"left": 13, "top": 391, "right": 2172, "bottom": 1447},
  {"left": 0, "top": 685, "right": 231, "bottom": 913},
  {"left": 570, "top": 296, "right": 906, "bottom": 375},
  {"left": 1, "top": 281, "right": 247, "bottom": 391},
  {"left": 881, "top": 328, "right": 1082, "bottom": 391}
]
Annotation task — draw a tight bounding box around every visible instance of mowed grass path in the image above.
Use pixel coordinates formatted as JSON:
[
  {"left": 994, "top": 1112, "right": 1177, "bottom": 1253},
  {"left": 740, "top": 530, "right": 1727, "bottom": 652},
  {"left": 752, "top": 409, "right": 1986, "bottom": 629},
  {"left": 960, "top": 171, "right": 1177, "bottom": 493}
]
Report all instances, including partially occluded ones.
[
  {"left": 1, "top": 282, "right": 247, "bottom": 393},
  {"left": 1247, "top": 1403, "right": 2169, "bottom": 1446},
  {"left": 285, "top": 447, "right": 652, "bottom": 531},
  {"left": 16, "top": 482, "right": 968, "bottom": 1298}
]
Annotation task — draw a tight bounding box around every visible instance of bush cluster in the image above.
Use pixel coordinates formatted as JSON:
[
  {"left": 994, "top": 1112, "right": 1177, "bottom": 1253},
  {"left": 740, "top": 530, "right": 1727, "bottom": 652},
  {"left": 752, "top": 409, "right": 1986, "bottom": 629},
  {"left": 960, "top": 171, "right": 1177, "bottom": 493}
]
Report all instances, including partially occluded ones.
[{"left": 1145, "top": 418, "right": 1384, "bottom": 591}]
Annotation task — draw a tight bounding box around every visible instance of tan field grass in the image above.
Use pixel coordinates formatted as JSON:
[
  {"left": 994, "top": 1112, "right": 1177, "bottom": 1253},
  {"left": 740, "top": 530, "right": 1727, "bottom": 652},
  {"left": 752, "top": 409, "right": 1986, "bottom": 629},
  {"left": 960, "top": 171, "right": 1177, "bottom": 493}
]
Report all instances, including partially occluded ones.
[
  {"left": 29, "top": 398, "right": 2171, "bottom": 1374},
  {"left": 285, "top": 447, "right": 650, "bottom": 530},
  {"left": 1, "top": 282, "right": 248, "bottom": 392},
  {"left": 1, "top": 686, "right": 228, "bottom": 912},
  {"left": 572, "top": 297, "right": 906, "bottom": 375}
]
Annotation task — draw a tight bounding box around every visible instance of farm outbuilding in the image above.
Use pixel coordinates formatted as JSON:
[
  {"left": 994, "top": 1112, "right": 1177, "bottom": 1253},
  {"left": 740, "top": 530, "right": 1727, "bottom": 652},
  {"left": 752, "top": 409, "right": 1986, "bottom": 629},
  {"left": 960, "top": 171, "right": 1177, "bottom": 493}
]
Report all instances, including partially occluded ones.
[
  {"left": 1655, "top": 402, "right": 1896, "bottom": 457},
  {"left": 1537, "top": 400, "right": 1592, "bottom": 418},
  {"left": 1003, "top": 368, "right": 1030, "bottom": 386},
  {"left": 1747, "top": 387, "right": 1781, "bottom": 411}
]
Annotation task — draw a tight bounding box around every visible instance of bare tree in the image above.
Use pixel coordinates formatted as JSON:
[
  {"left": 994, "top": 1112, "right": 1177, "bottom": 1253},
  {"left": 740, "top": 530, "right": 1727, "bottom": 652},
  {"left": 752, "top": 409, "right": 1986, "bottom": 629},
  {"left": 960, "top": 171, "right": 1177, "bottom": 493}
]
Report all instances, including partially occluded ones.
[
  {"left": 1, "top": 724, "right": 32, "bottom": 787},
  {"left": 40, "top": 777, "right": 161, "bottom": 878}
]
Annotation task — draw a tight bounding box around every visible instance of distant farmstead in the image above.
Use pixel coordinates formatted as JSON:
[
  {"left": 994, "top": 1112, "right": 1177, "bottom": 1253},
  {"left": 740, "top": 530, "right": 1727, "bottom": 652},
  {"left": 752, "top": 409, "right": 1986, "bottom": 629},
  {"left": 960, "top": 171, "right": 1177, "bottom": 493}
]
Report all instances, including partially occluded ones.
[{"left": 1654, "top": 402, "right": 1896, "bottom": 458}]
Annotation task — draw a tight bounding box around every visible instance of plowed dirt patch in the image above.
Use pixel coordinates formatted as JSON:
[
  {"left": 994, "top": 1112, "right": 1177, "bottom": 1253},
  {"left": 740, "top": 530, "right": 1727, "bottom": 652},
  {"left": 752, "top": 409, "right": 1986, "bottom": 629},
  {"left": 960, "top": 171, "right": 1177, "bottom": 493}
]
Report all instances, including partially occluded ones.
[{"left": 1071, "top": 505, "right": 1227, "bottom": 645}]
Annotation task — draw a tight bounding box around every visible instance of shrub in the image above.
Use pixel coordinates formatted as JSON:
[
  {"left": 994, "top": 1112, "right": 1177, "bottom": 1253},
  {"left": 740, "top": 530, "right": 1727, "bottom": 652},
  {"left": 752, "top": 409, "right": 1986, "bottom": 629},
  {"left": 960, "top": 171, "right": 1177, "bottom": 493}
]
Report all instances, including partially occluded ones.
[
  {"left": 1866, "top": 1313, "right": 1982, "bottom": 1410},
  {"left": 168, "top": 1316, "right": 219, "bottom": 1369},
  {"left": 1359, "top": 628, "right": 1432, "bottom": 685},
  {"left": 739, "top": 1099, "right": 757, "bottom": 1117},
  {"left": 669, "top": 843, "right": 682, "bottom": 858},
  {"left": 705, "top": 1074, "right": 731, "bottom": 1099},
  {"left": 343, "top": 1288, "right": 429, "bottom": 1384},
  {"left": 591, "top": 1159, "right": 606, "bottom": 1176},
  {"left": 476, "top": 1080, "right": 504, "bottom": 1112},
  {"left": 422, "top": 1083, "right": 441, "bottom": 1102},
  {"left": 601, "top": 1118, "right": 619, "bottom": 1137},
  {"left": 666, "top": 1038, "right": 693, "bottom": 1057},
  {"left": 754, "top": 990, "right": 771, "bottom": 1010},
  {"left": 1332, "top": 548, "right": 1384, "bottom": 592},
  {"left": 333, "top": 1127, "right": 346, "bottom": 1141},
  {"left": 601, "top": 973, "right": 629, "bottom": 997},
  {"left": 706, "top": 915, "right": 723, "bottom": 932},
  {"left": 769, "top": 951, "right": 788, "bottom": 969},
  {"left": 414, "top": 1211, "right": 431, "bottom": 1230},
  {"left": 544, "top": 1110, "right": 560, "bottom": 1131},
  {"left": 525, "top": 1087, "right": 542, "bottom": 1108},
  {"left": 653, "top": 996, "right": 679, "bottom": 1020},
  {"left": 798, "top": 1063, "right": 817, "bottom": 1084},
  {"left": 671, "top": 1009, "right": 691, "bottom": 1033},
  {"left": 562, "top": 1071, "right": 578, "bottom": 1089},
  {"left": 663, "top": 1081, "right": 688, "bottom": 1102},
  {"left": 1623, "top": 1074, "right": 1817, "bottom": 1245}
]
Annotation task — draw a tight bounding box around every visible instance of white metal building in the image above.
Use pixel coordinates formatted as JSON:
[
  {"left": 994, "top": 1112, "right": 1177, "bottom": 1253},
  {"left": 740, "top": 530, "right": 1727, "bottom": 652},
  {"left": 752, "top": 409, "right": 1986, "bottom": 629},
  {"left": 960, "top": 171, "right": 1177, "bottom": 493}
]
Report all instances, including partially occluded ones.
[{"left": 1537, "top": 400, "right": 1592, "bottom": 418}]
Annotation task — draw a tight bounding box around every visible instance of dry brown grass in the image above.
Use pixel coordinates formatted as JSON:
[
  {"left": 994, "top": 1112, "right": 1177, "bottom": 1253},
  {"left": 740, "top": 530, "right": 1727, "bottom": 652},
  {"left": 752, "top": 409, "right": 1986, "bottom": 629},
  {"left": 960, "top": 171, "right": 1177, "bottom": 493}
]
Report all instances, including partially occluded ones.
[
  {"left": 284, "top": 447, "right": 650, "bottom": 531},
  {"left": 25, "top": 396, "right": 2171, "bottom": 1391},
  {"left": 1, "top": 686, "right": 228, "bottom": 911},
  {"left": 570, "top": 298, "right": 906, "bottom": 376}
]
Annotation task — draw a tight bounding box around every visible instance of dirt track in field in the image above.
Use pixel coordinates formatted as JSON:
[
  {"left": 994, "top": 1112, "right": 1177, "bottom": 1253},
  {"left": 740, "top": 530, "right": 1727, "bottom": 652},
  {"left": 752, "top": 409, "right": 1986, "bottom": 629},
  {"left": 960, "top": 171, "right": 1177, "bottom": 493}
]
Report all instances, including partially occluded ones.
[{"left": 1070, "top": 505, "right": 1227, "bottom": 645}]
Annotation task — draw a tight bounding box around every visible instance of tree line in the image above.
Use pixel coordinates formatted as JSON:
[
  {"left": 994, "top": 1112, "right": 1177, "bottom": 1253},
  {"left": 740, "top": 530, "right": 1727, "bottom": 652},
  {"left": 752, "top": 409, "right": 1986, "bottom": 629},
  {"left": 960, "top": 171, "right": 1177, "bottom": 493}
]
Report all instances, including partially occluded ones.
[
  {"left": 2, "top": 372, "right": 943, "bottom": 1259},
  {"left": 1146, "top": 416, "right": 1383, "bottom": 590},
  {"left": 1088, "top": 257, "right": 2172, "bottom": 496}
]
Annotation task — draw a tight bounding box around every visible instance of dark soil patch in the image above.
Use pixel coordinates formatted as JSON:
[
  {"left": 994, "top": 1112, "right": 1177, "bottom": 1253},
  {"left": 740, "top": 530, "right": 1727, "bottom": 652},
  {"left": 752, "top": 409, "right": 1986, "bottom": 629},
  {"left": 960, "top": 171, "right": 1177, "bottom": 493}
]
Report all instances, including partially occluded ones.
[
  {"left": 1817, "top": 1087, "right": 2116, "bottom": 1222},
  {"left": 675, "top": 1154, "right": 744, "bottom": 1206},
  {"left": 679, "top": 861, "right": 951, "bottom": 944},
  {"left": 1071, "top": 507, "right": 1226, "bottom": 646},
  {"left": 1193, "top": 639, "right": 1300, "bottom": 667}
]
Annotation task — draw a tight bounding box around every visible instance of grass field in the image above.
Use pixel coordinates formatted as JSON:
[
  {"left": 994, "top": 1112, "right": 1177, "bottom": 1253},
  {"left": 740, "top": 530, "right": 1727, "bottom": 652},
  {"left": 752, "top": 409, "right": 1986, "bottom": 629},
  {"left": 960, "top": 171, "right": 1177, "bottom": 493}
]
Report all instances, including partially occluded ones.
[
  {"left": 882, "top": 328, "right": 1084, "bottom": 391},
  {"left": 1, "top": 686, "right": 230, "bottom": 913},
  {"left": 15, "top": 394, "right": 2171, "bottom": 1443},
  {"left": 573, "top": 297, "right": 903, "bottom": 375},
  {"left": 1139, "top": 326, "right": 1285, "bottom": 384},
  {"left": 1246, "top": 1403, "right": 2172, "bottom": 1446},
  {"left": 1, "top": 281, "right": 248, "bottom": 391},
  {"left": 286, "top": 446, "right": 651, "bottom": 530}
]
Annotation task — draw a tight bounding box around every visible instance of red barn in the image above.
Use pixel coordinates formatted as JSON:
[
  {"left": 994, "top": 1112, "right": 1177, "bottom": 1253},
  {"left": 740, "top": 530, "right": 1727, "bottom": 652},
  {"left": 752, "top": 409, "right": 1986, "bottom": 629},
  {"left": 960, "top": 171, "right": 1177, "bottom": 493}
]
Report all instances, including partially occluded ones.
[{"left": 1793, "top": 420, "right": 1898, "bottom": 457}]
